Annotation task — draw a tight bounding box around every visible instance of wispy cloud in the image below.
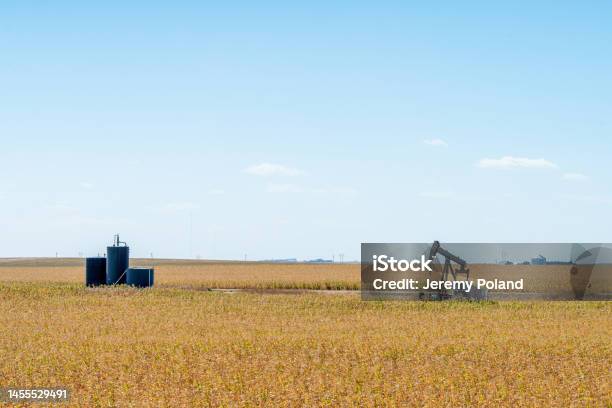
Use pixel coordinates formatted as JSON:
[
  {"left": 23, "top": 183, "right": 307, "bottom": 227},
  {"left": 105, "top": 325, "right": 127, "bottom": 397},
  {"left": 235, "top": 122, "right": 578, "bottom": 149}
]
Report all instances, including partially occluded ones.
[
  {"left": 477, "top": 156, "right": 558, "bottom": 169},
  {"left": 245, "top": 163, "right": 304, "bottom": 177},
  {"left": 562, "top": 172, "right": 589, "bottom": 182},
  {"left": 424, "top": 139, "right": 448, "bottom": 147},
  {"left": 79, "top": 181, "right": 94, "bottom": 189},
  {"left": 208, "top": 189, "right": 226, "bottom": 195}
]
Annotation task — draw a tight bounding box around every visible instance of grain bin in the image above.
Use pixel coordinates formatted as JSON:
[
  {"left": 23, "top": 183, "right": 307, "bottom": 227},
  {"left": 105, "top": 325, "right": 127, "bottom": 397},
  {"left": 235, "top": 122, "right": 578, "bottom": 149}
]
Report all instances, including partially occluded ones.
[
  {"left": 126, "top": 267, "right": 154, "bottom": 288},
  {"left": 85, "top": 257, "right": 106, "bottom": 286},
  {"left": 106, "top": 234, "right": 129, "bottom": 285}
]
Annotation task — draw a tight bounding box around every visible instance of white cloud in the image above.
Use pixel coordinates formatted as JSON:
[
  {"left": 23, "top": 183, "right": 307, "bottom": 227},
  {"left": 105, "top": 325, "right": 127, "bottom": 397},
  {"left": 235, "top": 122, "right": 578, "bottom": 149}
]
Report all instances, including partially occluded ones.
[
  {"left": 477, "top": 156, "right": 558, "bottom": 169},
  {"left": 424, "top": 139, "right": 448, "bottom": 147},
  {"left": 562, "top": 173, "right": 589, "bottom": 182},
  {"left": 79, "top": 181, "right": 94, "bottom": 189},
  {"left": 208, "top": 189, "right": 225, "bottom": 195},
  {"left": 245, "top": 163, "right": 304, "bottom": 177}
]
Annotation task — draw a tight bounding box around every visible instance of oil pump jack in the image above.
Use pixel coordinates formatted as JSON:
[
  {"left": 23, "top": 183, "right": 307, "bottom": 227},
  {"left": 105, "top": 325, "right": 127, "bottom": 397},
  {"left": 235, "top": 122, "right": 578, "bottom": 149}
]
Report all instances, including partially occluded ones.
[
  {"left": 420, "top": 241, "right": 471, "bottom": 300},
  {"left": 428, "top": 241, "right": 470, "bottom": 282}
]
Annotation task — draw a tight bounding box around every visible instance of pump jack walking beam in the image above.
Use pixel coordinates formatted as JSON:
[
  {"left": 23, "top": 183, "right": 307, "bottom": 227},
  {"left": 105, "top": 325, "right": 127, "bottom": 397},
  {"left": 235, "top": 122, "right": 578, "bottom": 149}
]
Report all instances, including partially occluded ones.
[{"left": 428, "top": 241, "right": 470, "bottom": 281}]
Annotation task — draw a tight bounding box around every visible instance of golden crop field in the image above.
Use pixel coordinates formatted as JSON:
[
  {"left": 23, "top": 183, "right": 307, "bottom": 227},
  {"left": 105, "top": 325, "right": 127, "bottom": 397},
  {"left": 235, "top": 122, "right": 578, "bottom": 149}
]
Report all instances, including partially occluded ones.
[
  {"left": 2, "top": 258, "right": 608, "bottom": 294},
  {"left": 0, "top": 258, "right": 360, "bottom": 290},
  {"left": 0, "top": 260, "right": 610, "bottom": 407}
]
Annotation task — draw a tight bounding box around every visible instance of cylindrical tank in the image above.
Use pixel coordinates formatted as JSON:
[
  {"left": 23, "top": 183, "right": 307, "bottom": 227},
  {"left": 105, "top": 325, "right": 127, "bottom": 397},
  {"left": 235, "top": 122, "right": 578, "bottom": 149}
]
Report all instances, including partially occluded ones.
[
  {"left": 126, "top": 267, "right": 154, "bottom": 288},
  {"left": 85, "top": 257, "right": 106, "bottom": 286},
  {"left": 106, "top": 246, "right": 129, "bottom": 285}
]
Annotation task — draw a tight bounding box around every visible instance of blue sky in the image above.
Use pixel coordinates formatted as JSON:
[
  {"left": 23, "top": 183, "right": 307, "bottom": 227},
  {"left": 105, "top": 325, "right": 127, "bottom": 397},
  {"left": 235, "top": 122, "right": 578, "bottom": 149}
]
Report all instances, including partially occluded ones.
[{"left": 1, "top": 1, "right": 611, "bottom": 259}]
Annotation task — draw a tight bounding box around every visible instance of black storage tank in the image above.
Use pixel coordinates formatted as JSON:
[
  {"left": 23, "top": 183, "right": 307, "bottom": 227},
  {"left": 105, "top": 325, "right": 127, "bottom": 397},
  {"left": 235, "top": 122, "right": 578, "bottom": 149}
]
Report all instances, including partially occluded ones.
[
  {"left": 85, "top": 257, "right": 106, "bottom": 286},
  {"left": 106, "top": 235, "right": 129, "bottom": 285},
  {"left": 126, "top": 267, "right": 154, "bottom": 288}
]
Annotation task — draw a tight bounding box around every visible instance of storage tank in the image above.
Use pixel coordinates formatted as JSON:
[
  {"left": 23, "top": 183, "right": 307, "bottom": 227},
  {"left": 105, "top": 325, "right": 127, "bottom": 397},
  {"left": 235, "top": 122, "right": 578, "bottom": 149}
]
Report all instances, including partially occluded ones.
[
  {"left": 106, "top": 234, "right": 129, "bottom": 285},
  {"left": 126, "top": 267, "right": 154, "bottom": 288},
  {"left": 85, "top": 257, "right": 106, "bottom": 286}
]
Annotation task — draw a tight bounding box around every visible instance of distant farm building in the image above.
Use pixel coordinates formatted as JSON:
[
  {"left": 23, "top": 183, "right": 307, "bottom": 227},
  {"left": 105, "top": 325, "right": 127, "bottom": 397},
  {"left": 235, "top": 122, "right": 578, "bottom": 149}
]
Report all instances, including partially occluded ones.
[{"left": 305, "top": 258, "right": 333, "bottom": 263}]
